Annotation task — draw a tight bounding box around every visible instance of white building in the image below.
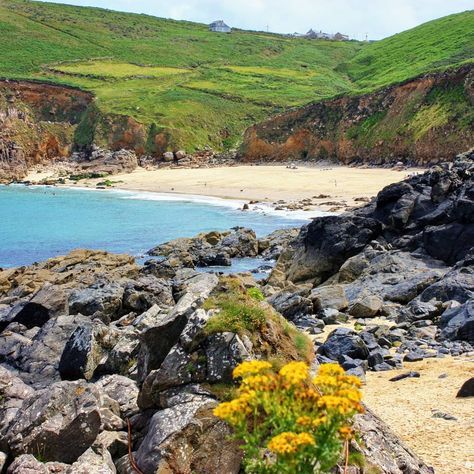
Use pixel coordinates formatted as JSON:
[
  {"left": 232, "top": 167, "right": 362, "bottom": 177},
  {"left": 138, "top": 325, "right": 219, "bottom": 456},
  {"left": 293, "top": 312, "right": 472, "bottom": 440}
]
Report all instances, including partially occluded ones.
[{"left": 209, "top": 20, "right": 231, "bottom": 33}]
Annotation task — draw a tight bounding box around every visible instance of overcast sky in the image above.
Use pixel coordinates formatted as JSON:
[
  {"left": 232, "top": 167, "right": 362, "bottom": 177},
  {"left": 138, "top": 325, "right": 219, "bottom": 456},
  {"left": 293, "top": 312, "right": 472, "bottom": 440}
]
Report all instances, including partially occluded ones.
[{"left": 38, "top": 0, "right": 473, "bottom": 40}]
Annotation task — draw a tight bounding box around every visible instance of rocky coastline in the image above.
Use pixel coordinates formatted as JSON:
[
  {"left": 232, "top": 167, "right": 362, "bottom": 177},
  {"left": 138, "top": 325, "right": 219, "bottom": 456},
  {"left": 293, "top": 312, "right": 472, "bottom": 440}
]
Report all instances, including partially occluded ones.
[{"left": 1, "top": 156, "right": 473, "bottom": 473}]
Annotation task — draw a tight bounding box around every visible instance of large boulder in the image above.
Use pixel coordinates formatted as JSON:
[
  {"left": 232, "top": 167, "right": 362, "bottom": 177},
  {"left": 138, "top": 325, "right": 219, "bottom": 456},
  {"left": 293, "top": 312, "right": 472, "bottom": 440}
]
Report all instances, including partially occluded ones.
[
  {"left": 311, "top": 285, "right": 348, "bottom": 312},
  {"left": 285, "top": 216, "right": 382, "bottom": 284},
  {"left": 6, "top": 381, "right": 102, "bottom": 463},
  {"left": 318, "top": 328, "right": 369, "bottom": 362},
  {"left": 439, "top": 300, "right": 474, "bottom": 343},
  {"left": 68, "top": 282, "right": 124, "bottom": 322},
  {"left": 134, "top": 398, "right": 242, "bottom": 474}
]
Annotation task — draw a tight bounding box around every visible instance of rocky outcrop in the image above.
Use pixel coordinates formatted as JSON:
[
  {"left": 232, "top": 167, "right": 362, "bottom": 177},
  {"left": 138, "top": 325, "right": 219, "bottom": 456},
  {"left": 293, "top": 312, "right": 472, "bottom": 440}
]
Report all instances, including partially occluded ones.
[
  {"left": 0, "top": 221, "right": 442, "bottom": 474},
  {"left": 265, "top": 157, "right": 474, "bottom": 373},
  {"left": 240, "top": 65, "right": 474, "bottom": 166}
]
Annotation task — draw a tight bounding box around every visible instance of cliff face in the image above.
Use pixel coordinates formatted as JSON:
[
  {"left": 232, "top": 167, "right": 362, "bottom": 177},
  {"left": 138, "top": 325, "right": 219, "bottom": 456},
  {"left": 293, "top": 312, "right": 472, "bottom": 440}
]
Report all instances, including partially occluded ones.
[
  {"left": 240, "top": 65, "right": 474, "bottom": 165},
  {"left": 0, "top": 80, "right": 93, "bottom": 180},
  {"left": 0, "top": 81, "right": 152, "bottom": 181}
]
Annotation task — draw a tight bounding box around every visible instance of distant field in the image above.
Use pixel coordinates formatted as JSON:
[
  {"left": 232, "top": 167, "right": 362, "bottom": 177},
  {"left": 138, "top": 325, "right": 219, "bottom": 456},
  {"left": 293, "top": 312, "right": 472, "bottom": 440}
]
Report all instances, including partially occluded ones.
[{"left": 0, "top": 0, "right": 472, "bottom": 151}]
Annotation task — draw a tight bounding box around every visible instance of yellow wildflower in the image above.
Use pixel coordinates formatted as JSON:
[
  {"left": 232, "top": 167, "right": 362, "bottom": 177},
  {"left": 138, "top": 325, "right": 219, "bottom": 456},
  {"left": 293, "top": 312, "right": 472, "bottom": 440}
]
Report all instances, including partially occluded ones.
[
  {"left": 233, "top": 360, "right": 272, "bottom": 379},
  {"left": 318, "top": 363, "right": 345, "bottom": 377},
  {"left": 213, "top": 396, "right": 252, "bottom": 424},
  {"left": 339, "top": 426, "right": 354, "bottom": 439},
  {"left": 267, "top": 432, "right": 315, "bottom": 455},
  {"left": 279, "top": 361, "right": 309, "bottom": 386}
]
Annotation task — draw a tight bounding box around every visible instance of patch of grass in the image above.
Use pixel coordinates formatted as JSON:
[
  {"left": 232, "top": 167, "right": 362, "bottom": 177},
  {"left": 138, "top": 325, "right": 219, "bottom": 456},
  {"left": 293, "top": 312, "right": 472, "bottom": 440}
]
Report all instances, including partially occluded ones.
[
  {"left": 247, "top": 287, "right": 265, "bottom": 301},
  {"left": 203, "top": 276, "right": 314, "bottom": 364}
]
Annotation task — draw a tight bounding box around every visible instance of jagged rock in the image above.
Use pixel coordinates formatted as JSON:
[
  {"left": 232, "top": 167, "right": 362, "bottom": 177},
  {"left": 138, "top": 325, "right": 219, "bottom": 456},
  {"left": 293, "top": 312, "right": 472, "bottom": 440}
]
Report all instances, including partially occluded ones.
[
  {"left": 68, "top": 282, "right": 124, "bottom": 322},
  {"left": 205, "top": 332, "right": 253, "bottom": 383},
  {"left": 134, "top": 400, "right": 242, "bottom": 474},
  {"left": 311, "top": 285, "right": 348, "bottom": 312},
  {"left": 318, "top": 328, "right": 369, "bottom": 362},
  {"left": 0, "top": 301, "right": 51, "bottom": 332},
  {"left": 137, "top": 313, "right": 189, "bottom": 384},
  {"left": 0, "top": 366, "right": 35, "bottom": 450},
  {"left": 94, "top": 431, "right": 128, "bottom": 460},
  {"left": 147, "top": 227, "right": 258, "bottom": 268},
  {"left": 286, "top": 216, "right": 382, "bottom": 284},
  {"left": 0, "top": 451, "right": 6, "bottom": 472},
  {"left": 138, "top": 344, "right": 206, "bottom": 408},
  {"left": 95, "top": 375, "right": 139, "bottom": 418},
  {"left": 258, "top": 227, "right": 299, "bottom": 260},
  {"left": 439, "top": 300, "right": 474, "bottom": 343},
  {"left": 59, "top": 320, "right": 117, "bottom": 381},
  {"left": 267, "top": 291, "right": 313, "bottom": 320},
  {"left": 162, "top": 151, "right": 174, "bottom": 162},
  {"left": 7, "top": 314, "right": 90, "bottom": 387},
  {"left": 6, "top": 380, "right": 102, "bottom": 463},
  {"left": 122, "top": 275, "right": 174, "bottom": 313}
]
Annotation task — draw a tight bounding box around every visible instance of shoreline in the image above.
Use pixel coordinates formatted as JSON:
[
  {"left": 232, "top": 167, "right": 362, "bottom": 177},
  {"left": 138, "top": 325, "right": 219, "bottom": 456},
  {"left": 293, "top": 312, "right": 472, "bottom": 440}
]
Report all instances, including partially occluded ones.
[{"left": 24, "top": 163, "right": 424, "bottom": 215}]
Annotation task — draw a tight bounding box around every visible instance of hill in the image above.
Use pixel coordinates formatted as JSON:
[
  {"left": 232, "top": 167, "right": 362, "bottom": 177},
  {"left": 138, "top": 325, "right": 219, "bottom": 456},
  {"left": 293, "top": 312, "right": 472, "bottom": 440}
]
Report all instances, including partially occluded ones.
[
  {"left": 0, "top": 0, "right": 472, "bottom": 159},
  {"left": 0, "top": 0, "right": 360, "bottom": 151}
]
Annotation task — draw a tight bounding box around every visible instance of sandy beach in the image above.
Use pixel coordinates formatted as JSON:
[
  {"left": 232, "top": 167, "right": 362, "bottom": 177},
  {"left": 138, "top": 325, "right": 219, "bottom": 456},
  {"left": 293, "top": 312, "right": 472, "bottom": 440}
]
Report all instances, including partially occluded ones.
[
  {"left": 27, "top": 165, "right": 422, "bottom": 209},
  {"left": 364, "top": 357, "right": 474, "bottom": 474}
]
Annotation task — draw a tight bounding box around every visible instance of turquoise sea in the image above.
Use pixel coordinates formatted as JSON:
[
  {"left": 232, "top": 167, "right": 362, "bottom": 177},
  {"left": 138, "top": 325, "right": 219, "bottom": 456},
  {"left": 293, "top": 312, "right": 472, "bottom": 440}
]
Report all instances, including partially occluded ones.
[{"left": 0, "top": 185, "right": 308, "bottom": 270}]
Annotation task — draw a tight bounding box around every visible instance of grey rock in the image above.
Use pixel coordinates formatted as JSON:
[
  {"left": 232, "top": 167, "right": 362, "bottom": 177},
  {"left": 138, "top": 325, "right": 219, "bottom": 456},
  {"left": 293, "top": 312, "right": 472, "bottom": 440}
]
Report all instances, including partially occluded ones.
[
  {"left": 95, "top": 375, "right": 139, "bottom": 418},
  {"left": 319, "top": 328, "right": 369, "bottom": 362},
  {"left": 349, "top": 292, "right": 383, "bottom": 318},
  {"left": 69, "top": 283, "right": 124, "bottom": 322},
  {"left": 6, "top": 380, "right": 102, "bottom": 463},
  {"left": 59, "top": 320, "right": 116, "bottom": 381},
  {"left": 6, "top": 454, "right": 68, "bottom": 473},
  {"left": 439, "top": 300, "right": 474, "bottom": 343},
  {"left": 267, "top": 291, "right": 312, "bottom": 320},
  {"left": 68, "top": 447, "right": 116, "bottom": 473},
  {"left": 311, "top": 285, "right": 348, "bottom": 312}
]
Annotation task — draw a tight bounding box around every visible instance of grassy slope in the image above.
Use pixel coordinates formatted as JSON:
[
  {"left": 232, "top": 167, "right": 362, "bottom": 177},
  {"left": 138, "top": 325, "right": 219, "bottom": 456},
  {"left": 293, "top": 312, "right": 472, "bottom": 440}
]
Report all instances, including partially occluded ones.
[
  {"left": 347, "top": 11, "right": 474, "bottom": 91},
  {"left": 0, "top": 0, "right": 360, "bottom": 150},
  {"left": 0, "top": 0, "right": 472, "bottom": 152}
]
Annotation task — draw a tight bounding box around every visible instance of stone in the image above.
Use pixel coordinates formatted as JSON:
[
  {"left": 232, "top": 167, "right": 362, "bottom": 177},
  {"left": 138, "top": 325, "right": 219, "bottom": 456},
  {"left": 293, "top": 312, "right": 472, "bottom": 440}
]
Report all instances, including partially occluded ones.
[
  {"left": 349, "top": 292, "right": 383, "bottom": 318},
  {"left": 6, "top": 454, "right": 68, "bottom": 473},
  {"left": 6, "top": 380, "right": 102, "bottom": 463},
  {"left": 68, "top": 446, "right": 116, "bottom": 473},
  {"left": 456, "top": 377, "right": 474, "bottom": 397},
  {"left": 68, "top": 282, "right": 124, "bottom": 322},
  {"left": 94, "top": 375, "right": 139, "bottom": 418},
  {"left": 432, "top": 410, "right": 457, "bottom": 421},
  {"left": 205, "top": 332, "right": 253, "bottom": 383},
  {"left": 318, "top": 328, "right": 369, "bottom": 362},
  {"left": 439, "top": 300, "right": 474, "bottom": 343},
  {"left": 311, "top": 285, "right": 348, "bottom": 312},
  {"left": 134, "top": 399, "right": 242, "bottom": 474},
  {"left": 0, "top": 301, "right": 51, "bottom": 332},
  {"left": 267, "top": 291, "right": 313, "bottom": 320},
  {"left": 162, "top": 151, "right": 174, "bottom": 162},
  {"left": 389, "top": 371, "right": 421, "bottom": 382},
  {"left": 404, "top": 350, "right": 425, "bottom": 362},
  {"left": 59, "top": 320, "right": 116, "bottom": 381},
  {"left": 286, "top": 215, "right": 382, "bottom": 284}
]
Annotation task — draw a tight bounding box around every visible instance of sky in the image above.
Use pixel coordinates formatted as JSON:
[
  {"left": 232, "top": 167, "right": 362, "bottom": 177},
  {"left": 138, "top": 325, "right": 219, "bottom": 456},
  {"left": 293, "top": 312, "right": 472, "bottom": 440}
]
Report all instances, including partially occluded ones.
[{"left": 37, "top": 0, "right": 473, "bottom": 40}]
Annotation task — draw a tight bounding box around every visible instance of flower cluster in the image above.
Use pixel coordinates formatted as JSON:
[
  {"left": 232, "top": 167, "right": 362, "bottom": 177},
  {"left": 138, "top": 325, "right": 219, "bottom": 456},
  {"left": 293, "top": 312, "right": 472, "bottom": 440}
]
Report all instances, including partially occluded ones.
[
  {"left": 213, "top": 360, "right": 364, "bottom": 473},
  {"left": 267, "top": 432, "right": 315, "bottom": 455}
]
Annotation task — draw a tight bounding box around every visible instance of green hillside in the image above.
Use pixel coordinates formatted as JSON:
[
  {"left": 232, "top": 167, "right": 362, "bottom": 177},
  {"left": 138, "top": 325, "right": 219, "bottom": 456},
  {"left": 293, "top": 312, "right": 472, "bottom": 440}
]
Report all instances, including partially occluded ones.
[
  {"left": 347, "top": 10, "right": 474, "bottom": 91},
  {"left": 0, "top": 0, "right": 472, "bottom": 152}
]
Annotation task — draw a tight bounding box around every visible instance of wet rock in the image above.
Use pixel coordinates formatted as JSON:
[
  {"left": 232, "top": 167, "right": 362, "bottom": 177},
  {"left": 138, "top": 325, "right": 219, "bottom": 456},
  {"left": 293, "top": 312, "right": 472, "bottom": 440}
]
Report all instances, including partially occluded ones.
[{"left": 6, "top": 380, "right": 101, "bottom": 463}]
